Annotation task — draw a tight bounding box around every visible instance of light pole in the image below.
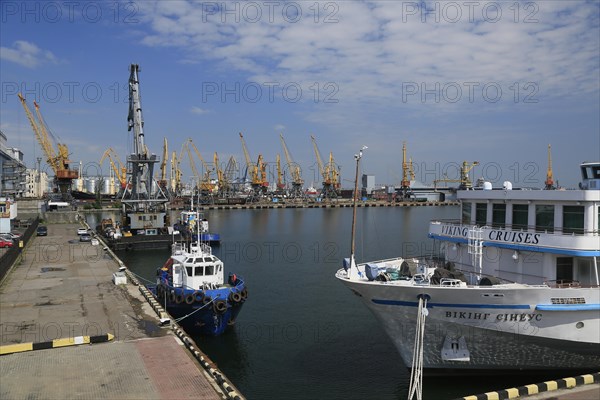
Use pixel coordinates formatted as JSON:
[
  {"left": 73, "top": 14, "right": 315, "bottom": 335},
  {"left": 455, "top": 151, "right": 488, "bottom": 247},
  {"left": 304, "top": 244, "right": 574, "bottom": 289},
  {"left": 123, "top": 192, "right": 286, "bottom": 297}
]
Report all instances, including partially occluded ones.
[{"left": 349, "top": 145, "right": 367, "bottom": 278}]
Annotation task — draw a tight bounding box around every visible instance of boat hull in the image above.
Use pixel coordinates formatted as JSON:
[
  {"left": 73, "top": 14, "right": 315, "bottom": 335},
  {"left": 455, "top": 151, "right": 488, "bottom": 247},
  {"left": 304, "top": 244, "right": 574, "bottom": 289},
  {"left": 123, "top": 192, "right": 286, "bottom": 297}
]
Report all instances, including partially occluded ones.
[
  {"left": 150, "top": 284, "right": 247, "bottom": 336},
  {"left": 338, "top": 276, "right": 600, "bottom": 372}
]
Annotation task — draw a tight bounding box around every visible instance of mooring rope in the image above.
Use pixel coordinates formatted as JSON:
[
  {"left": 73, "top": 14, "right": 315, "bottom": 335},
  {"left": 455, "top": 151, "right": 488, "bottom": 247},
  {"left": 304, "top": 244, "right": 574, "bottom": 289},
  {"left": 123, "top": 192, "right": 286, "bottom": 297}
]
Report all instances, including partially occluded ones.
[
  {"left": 407, "top": 295, "right": 428, "bottom": 400},
  {"left": 174, "top": 298, "right": 214, "bottom": 323}
]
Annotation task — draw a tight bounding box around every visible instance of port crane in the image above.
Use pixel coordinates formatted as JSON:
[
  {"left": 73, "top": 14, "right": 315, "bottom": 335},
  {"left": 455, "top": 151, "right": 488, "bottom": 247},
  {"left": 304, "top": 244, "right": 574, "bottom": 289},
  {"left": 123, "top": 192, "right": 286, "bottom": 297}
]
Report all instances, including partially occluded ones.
[
  {"left": 239, "top": 132, "right": 268, "bottom": 197},
  {"left": 122, "top": 64, "right": 168, "bottom": 232},
  {"left": 545, "top": 144, "right": 556, "bottom": 190},
  {"left": 310, "top": 135, "right": 340, "bottom": 198},
  {"left": 18, "top": 93, "right": 78, "bottom": 199},
  {"left": 100, "top": 147, "right": 127, "bottom": 190},
  {"left": 433, "top": 161, "right": 479, "bottom": 189},
  {"left": 399, "top": 142, "right": 415, "bottom": 199},
  {"left": 158, "top": 137, "right": 169, "bottom": 193},
  {"left": 181, "top": 138, "right": 215, "bottom": 197},
  {"left": 279, "top": 134, "right": 305, "bottom": 198}
]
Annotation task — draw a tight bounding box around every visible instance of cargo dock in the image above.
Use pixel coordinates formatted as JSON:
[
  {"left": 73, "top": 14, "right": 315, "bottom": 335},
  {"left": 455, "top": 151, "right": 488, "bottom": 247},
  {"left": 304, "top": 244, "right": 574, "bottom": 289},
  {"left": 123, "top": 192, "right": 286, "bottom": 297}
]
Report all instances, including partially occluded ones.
[{"left": 0, "top": 220, "right": 243, "bottom": 399}]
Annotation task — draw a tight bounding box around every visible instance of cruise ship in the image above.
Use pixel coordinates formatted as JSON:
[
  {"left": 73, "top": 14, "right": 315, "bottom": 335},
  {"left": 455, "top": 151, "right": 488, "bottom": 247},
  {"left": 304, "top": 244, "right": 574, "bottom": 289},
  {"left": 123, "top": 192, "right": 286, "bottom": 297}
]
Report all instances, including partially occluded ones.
[{"left": 336, "top": 161, "right": 600, "bottom": 373}]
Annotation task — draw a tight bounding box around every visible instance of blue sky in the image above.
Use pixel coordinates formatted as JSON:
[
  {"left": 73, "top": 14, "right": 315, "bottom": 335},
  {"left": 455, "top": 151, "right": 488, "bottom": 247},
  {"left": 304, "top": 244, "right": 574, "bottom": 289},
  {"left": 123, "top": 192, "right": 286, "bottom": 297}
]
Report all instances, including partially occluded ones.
[{"left": 1, "top": 0, "right": 599, "bottom": 189}]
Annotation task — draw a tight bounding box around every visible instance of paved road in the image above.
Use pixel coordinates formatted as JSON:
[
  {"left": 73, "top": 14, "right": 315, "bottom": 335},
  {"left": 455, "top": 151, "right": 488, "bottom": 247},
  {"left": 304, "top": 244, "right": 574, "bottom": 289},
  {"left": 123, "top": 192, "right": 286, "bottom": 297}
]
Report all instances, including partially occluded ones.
[{"left": 0, "top": 223, "right": 224, "bottom": 399}]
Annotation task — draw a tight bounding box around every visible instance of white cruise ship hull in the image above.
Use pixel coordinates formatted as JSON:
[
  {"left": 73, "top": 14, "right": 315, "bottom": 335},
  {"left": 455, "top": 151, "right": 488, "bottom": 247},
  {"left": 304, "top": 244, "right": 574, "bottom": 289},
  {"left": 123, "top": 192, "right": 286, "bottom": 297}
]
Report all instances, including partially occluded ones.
[{"left": 338, "top": 273, "right": 600, "bottom": 372}]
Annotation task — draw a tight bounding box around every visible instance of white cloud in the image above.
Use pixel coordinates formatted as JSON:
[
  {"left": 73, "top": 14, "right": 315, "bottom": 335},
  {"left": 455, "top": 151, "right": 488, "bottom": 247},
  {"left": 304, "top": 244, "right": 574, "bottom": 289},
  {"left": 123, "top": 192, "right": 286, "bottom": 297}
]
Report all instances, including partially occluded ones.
[
  {"left": 137, "top": 0, "right": 599, "bottom": 108},
  {"left": 190, "top": 106, "right": 211, "bottom": 115},
  {"left": 274, "top": 124, "right": 286, "bottom": 131},
  {"left": 0, "top": 40, "right": 60, "bottom": 69}
]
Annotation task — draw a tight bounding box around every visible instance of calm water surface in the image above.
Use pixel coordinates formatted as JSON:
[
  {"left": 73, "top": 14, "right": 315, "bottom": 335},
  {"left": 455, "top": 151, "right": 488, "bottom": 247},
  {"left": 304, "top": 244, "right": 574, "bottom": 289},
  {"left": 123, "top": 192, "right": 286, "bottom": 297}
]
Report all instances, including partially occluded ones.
[{"left": 88, "top": 206, "right": 573, "bottom": 399}]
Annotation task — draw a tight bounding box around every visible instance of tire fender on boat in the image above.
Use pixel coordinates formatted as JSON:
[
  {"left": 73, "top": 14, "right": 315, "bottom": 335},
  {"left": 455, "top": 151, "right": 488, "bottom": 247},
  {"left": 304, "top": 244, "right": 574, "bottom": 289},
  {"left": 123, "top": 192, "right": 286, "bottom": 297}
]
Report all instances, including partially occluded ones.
[
  {"left": 203, "top": 295, "right": 212, "bottom": 305},
  {"left": 168, "top": 291, "right": 176, "bottom": 303},
  {"left": 175, "top": 293, "right": 184, "bottom": 304},
  {"left": 241, "top": 288, "right": 248, "bottom": 300},
  {"left": 230, "top": 291, "right": 242, "bottom": 303},
  {"left": 214, "top": 300, "right": 227, "bottom": 314},
  {"left": 184, "top": 293, "right": 195, "bottom": 305},
  {"left": 194, "top": 291, "right": 205, "bottom": 303}
]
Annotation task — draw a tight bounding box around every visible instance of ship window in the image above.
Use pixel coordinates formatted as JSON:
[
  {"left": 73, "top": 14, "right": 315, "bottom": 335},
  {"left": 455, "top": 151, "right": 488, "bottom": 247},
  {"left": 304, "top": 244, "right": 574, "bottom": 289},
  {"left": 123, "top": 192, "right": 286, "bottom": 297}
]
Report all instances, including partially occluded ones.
[
  {"left": 186, "top": 258, "right": 194, "bottom": 263},
  {"left": 512, "top": 204, "right": 528, "bottom": 230},
  {"left": 205, "top": 265, "right": 214, "bottom": 275},
  {"left": 556, "top": 257, "right": 573, "bottom": 282},
  {"left": 492, "top": 204, "right": 506, "bottom": 228},
  {"left": 461, "top": 202, "right": 471, "bottom": 224},
  {"left": 535, "top": 205, "right": 554, "bottom": 233},
  {"left": 194, "top": 266, "right": 204, "bottom": 276},
  {"left": 475, "top": 203, "right": 487, "bottom": 226},
  {"left": 563, "top": 206, "right": 584, "bottom": 234},
  {"left": 185, "top": 267, "right": 192, "bottom": 276},
  {"left": 204, "top": 257, "right": 212, "bottom": 262}
]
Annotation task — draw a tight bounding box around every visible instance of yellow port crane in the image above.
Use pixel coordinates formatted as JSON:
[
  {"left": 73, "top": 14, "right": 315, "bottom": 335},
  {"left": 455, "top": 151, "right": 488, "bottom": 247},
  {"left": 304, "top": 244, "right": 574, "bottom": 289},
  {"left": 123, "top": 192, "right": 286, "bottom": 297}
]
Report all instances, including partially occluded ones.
[
  {"left": 158, "top": 137, "right": 169, "bottom": 191},
  {"left": 276, "top": 154, "right": 285, "bottom": 190},
  {"left": 181, "top": 138, "right": 215, "bottom": 193},
  {"left": 100, "top": 147, "right": 127, "bottom": 189},
  {"left": 18, "top": 93, "right": 78, "bottom": 198},
  {"left": 310, "top": 134, "right": 339, "bottom": 198},
  {"left": 279, "top": 134, "right": 304, "bottom": 198},
  {"left": 545, "top": 144, "right": 555, "bottom": 190},
  {"left": 238, "top": 132, "right": 268, "bottom": 194},
  {"left": 433, "top": 161, "right": 480, "bottom": 189},
  {"left": 170, "top": 150, "right": 181, "bottom": 195}
]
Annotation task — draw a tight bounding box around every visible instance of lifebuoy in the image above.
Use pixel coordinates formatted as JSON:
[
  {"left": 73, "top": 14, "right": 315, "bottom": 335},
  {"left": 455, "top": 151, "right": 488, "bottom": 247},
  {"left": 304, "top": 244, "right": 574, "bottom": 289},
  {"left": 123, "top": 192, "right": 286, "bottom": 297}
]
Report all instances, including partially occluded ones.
[
  {"left": 194, "top": 291, "right": 205, "bottom": 303},
  {"left": 184, "top": 293, "right": 195, "bottom": 305},
  {"left": 213, "top": 300, "right": 227, "bottom": 314},
  {"left": 175, "top": 293, "right": 184, "bottom": 304}
]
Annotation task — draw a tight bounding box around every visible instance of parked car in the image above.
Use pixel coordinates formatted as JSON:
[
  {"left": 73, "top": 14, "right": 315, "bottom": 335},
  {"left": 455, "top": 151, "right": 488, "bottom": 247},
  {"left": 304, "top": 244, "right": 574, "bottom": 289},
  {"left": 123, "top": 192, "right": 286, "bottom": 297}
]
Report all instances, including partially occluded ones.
[
  {"left": 0, "top": 237, "right": 14, "bottom": 248},
  {"left": 79, "top": 233, "right": 92, "bottom": 242},
  {"left": 37, "top": 225, "right": 48, "bottom": 236},
  {"left": 5, "top": 232, "right": 22, "bottom": 240},
  {"left": 77, "top": 227, "right": 89, "bottom": 235}
]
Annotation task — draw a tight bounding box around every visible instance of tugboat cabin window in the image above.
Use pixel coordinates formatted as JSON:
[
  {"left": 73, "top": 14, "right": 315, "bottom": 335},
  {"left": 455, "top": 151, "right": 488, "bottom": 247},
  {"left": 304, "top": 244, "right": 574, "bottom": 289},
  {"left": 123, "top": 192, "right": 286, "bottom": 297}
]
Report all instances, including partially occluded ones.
[
  {"left": 563, "top": 206, "right": 584, "bottom": 234},
  {"left": 536, "top": 205, "right": 554, "bottom": 233},
  {"left": 205, "top": 265, "right": 214, "bottom": 275},
  {"left": 475, "top": 203, "right": 487, "bottom": 226},
  {"left": 194, "top": 267, "right": 204, "bottom": 276},
  {"left": 186, "top": 266, "right": 193, "bottom": 276},
  {"left": 492, "top": 204, "right": 506, "bottom": 228},
  {"left": 512, "top": 204, "right": 528, "bottom": 230}
]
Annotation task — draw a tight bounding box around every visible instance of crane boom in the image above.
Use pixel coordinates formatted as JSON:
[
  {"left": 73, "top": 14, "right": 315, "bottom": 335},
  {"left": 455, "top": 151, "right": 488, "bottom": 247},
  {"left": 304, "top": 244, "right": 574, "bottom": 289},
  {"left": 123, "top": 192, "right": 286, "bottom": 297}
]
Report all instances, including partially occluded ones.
[
  {"left": 280, "top": 134, "right": 303, "bottom": 185},
  {"left": 160, "top": 137, "right": 168, "bottom": 182},
  {"left": 18, "top": 93, "right": 78, "bottom": 198},
  {"left": 545, "top": 144, "right": 555, "bottom": 189},
  {"left": 310, "top": 135, "right": 325, "bottom": 180},
  {"left": 239, "top": 132, "right": 259, "bottom": 183},
  {"left": 100, "top": 148, "right": 127, "bottom": 187}
]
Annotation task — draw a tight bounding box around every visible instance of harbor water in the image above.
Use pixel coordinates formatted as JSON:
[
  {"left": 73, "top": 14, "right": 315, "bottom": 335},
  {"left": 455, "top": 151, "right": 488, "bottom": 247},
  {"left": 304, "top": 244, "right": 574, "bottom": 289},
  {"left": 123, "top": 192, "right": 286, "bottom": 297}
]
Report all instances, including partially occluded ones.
[{"left": 87, "top": 206, "right": 577, "bottom": 399}]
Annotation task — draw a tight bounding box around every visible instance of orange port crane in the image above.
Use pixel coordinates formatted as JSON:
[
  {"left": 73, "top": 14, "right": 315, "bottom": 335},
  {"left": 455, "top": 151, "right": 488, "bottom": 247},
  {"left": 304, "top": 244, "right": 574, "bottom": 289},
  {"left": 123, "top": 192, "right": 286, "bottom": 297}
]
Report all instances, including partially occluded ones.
[
  {"left": 545, "top": 144, "right": 555, "bottom": 190},
  {"left": 310, "top": 134, "right": 339, "bottom": 198},
  {"left": 238, "top": 132, "right": 268, "bottom": 194},
  {"left": 18, "top": 93, "right": 78, "bottom": 198},
  {"left": 100, "top": 148, "right": 127, "bottom": 189}
]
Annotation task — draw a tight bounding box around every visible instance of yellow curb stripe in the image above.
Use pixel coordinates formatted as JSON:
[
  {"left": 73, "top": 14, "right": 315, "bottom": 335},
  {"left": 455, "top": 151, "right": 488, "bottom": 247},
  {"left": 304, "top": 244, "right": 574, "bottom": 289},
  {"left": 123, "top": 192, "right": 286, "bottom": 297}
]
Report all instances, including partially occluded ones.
[
  {"left": 0, "top": 343, "right": 33, "bottom": 355},
  {"left": 525, "top": 384, "right": 539, "bottom": 395},
  {"left": 564, "top": 377, "right": 576, "bottom": 388},
  {"left": 583, "top": 374, "right": 594, "bottom": 384},
  {"left": 505, "top": 388, "right": 519, "bottom": 398},
  {"left": 0, "top": 333, "right": 113, "bottom": 355},
  {"left": 544, "top": 381, "right": 558, "bottom": 391},
  {"left": 485, "top": 392, "right": 499, "bottom": 400},
  {"left": 463, "top": 396, "right": 478, "bottom": 400}
]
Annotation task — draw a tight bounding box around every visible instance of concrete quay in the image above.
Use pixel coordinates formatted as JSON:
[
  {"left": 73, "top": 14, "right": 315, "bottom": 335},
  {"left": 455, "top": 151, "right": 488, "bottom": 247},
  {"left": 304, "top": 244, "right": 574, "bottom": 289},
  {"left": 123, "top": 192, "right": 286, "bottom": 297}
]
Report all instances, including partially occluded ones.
[{"left": 0, "top": 222, "right": 242, "bottom": 399}]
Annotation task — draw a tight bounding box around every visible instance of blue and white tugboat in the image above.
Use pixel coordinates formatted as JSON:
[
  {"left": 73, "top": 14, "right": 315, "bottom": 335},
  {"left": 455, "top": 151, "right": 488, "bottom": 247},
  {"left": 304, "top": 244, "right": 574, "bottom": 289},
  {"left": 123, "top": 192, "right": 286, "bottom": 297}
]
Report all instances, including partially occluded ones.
[{"left": 152, "top": 212, "right": 246, "bottom": 335}]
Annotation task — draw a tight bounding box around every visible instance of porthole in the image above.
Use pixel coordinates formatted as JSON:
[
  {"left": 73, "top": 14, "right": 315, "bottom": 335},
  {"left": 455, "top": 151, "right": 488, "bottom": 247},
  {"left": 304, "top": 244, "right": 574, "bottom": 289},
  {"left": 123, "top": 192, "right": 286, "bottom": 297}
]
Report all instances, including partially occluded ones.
[{"left": 575, "top": 322, "right": 584, "bottom": 329}]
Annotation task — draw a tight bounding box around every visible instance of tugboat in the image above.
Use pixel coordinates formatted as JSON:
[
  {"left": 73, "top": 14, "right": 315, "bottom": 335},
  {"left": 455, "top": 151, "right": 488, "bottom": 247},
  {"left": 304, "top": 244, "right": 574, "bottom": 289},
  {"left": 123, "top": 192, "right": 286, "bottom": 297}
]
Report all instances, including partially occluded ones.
[{"left": 151, "top": 210, "right": 246, "bottom": 335}]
